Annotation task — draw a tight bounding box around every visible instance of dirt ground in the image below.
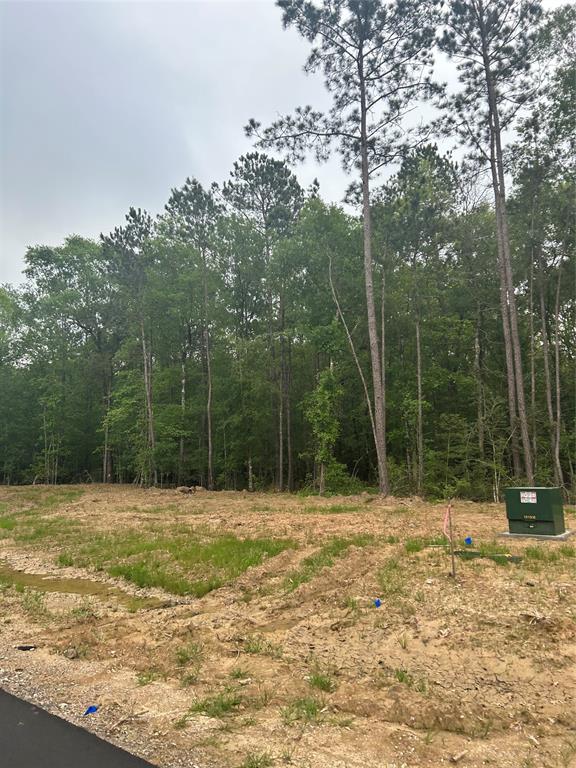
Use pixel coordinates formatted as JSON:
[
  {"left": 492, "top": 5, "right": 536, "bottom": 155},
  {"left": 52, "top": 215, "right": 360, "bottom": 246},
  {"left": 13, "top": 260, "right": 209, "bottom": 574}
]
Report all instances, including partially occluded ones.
[{"left": 0, "top": 485, "right": 575, "bottom": 768}]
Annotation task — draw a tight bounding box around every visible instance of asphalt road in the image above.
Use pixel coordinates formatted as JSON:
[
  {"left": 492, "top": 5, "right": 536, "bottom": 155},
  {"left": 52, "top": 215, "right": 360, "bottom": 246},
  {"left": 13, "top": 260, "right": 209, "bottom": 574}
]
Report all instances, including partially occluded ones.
[{"left": 0, "top": 688, "right": 155, "bottom": 768}]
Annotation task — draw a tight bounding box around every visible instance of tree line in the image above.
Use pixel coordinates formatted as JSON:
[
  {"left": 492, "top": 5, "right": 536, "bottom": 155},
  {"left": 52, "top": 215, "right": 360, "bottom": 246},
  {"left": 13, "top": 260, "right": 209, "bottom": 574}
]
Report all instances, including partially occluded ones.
[{"left": 0, "top": 0, "right": 574, "bottom": 499}]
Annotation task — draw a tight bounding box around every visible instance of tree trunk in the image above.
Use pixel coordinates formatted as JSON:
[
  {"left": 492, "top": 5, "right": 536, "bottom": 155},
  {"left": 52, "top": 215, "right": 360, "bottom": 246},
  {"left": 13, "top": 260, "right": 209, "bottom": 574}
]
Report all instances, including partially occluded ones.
[
  {"left": 358, "top": 47, "right": 389, "bottom": 495},
  {"left": 178, "top": 350, "right": 187, "bottom": 485},
  {"left": 474, "top": 306, "right": 484, "bottom": 459},
  {"left": 479, "top": 15, "right": 533, "bottom": 482},
  {"left": 203, "top": 283, "right": 214, "bottom": 492},
  {"left": 248, "top": 455, "right": 254, "bottom": 492},
  {"left": 140, "top": 316, "right": 156, "bottom": 486},
  {"left": 102, "top": 378, "right": 112, "bottom": 483},
  {"left": 286, "top": 338, "right": 293, "bottom": 492},
  {"left": 319, "top": 460, "right": 325, "bottom": 496},
  {"left": 380, "top": 266, "right": 386, "bottom": 430},
  {"left": 538, "top": 255, "right": 560, "bottom": 485},
  {"left": 415, "top": 313, "right": 424, "bottom": 495},
  {"left": 277, "top": 293, "right": 285, "bottom": 492},
  {"left": 553, "top": 263, "right": 564, "bottom": 487}
]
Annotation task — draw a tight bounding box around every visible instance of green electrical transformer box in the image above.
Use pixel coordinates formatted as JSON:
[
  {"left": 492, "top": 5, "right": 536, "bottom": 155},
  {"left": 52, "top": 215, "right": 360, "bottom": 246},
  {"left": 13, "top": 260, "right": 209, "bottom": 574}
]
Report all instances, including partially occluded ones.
[{"left": 504, "top": 487, "right": 565, "bottom": 536}]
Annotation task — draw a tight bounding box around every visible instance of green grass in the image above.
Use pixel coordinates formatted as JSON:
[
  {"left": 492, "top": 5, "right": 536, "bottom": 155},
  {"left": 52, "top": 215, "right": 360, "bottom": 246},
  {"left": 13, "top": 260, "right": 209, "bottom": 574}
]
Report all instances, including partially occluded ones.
[
  {"left": 2, "top": 488, "right": 296, "bottom": 598},
  {"left": 377, "top": 558, "right": 405, "bottom": 597},
  {"left": 189, "top": 689, "right": 242, "bottom": 718},
  {"left": 230, "top": 667, "right": 250, "bottom": 680},
  {"left": 240, "top": 754, "right": 273, "bottom": 768},
  {"left": 72, "top": 530, "right": 296, "bottom": 597},
  {"left": 284, "top": 535, "right": 372, "bottom": 592},
  {"left": 404, "top": 536, "right": 447, "bottom": 553},
  {"left": 175, "top": 640, "right": 204, "bottom": 667},
  {"left": 136, "top": 669, "right": 159, "bottom": 686},
  {"left": 0, "top": 488, "right": 84, "bottom": 543},
  {"left": 309, "top": 667, "right": 336, "bottom": 693},
  {"left": 281, "top": 696, "right": 325, "bottom": 725},
  {"left": 523, "top": 545, "right": 575, "bottom": 563}
]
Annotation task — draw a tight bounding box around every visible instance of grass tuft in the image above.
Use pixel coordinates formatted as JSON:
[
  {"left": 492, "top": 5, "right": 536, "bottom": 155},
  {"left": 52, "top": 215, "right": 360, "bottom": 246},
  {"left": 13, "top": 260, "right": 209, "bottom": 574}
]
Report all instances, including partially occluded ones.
[
  {"left": 189, "top": 689, "right": 242, "bottom": 719},
  {"left": 281, "top": 696, "right": 325, "bottom": 725}
]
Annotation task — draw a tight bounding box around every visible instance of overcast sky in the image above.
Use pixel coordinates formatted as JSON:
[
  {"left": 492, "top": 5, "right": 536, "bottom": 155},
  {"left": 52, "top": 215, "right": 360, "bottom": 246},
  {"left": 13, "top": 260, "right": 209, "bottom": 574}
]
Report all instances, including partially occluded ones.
[{"left": 0, "top": 0, "right": 563, "bottom": 285}]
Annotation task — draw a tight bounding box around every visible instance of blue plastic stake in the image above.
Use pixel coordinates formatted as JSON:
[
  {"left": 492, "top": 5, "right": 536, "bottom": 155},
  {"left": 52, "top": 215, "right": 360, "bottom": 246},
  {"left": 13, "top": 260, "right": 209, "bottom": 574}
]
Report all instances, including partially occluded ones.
[
  {"left": 464, "top": 536, "right": 473, "bottom": 546},
  {"left": 374, "top": 598, "right": 382, "bottom": 608},
  {"left": 83, "top": 705, "right": 99, "bottom": 716}
]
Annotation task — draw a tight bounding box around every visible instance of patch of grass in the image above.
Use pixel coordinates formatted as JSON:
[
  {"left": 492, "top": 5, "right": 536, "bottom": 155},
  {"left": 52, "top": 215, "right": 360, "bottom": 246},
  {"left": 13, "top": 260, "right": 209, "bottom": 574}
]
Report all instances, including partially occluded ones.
[
  {"left": 79, "top": 531, "right": 297, "bottom": 597},
  {"left": 70, "top": 600, "right": 97, "bottom": 623},
  {"left": 394, "top": 668, "right": 413, "bottom": 685},
  {"left": 281, "top": 696, "right": 325, "bottom": 725},
  {"left": 284, "top": 535, "right": 372, "bottom": 592},
  {"left": 189, "top": 689, "right": 242, "bottom": 719},
  {"left": 243, "top": 635, "right": 283, "bottom": 658},
  {"left": 477, "top": 540, "right": 509, "bottom": 557},
  {"left": 175, "top": 640, "right": 204, "bottom": 667},
  {"left": 0, "top": 516, "right": 17, "bottom": 532},
  {"left": 21, "top": 589, "right": 49, "bottom": 619},
  {"left": 230, "top": 667, "right": 250, "bottom": 680},
  {"left": 251, "top": 686, "right": 274, "bottom": 710},
  {"left": 524, "top": 545, "right": 567, "bottom": 564},
  {"left": 57, "top": 552, "right": 74, "bottom": 567},
  {"left": 405, "top": 536, "right": 447, "bottom": 553},
  {"left": 377, "top": 558, "right": 405, "bottom": 597},
  {"left": 308, "top": 664, "right": 336, "bottom": 693},
  {"left": 240, "top": 754, "right": 273, "bottom": 768},
  {"left": 301, "top": 504, "right": 361, "bottom": 515},
  {"left": 136, "top": 669, "right": 159, "bottom": 686},
  {"left": 181, "top": 672, "right": 198, "bottom": 687}
]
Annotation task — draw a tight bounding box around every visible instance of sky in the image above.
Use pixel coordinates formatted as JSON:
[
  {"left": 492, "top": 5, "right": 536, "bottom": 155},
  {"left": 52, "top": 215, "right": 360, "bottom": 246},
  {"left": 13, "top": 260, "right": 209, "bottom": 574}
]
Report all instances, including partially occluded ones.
[{"left": 0, "top": 0, "right": 564, "bottom": 285}]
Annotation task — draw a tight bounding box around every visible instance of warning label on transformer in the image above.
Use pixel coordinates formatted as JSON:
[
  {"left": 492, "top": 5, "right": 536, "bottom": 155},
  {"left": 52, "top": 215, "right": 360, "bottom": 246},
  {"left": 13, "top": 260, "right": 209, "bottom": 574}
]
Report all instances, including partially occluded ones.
[{"left": 520, "top": 491, "right": 537, "bottom": 504}]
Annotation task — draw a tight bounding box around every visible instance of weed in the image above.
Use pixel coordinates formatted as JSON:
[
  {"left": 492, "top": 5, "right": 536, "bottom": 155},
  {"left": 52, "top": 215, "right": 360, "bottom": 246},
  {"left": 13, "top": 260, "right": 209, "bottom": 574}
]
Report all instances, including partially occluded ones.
[
  {"left": 308, "top": 665, "right": 336, "bottom": 693},
  {"left": 230, "top": 667, "right": 250, "bottom": 680},
  {"left": 394, "top": 668, "right": 413, "bottom": 685},
  {"left": 70, "top": 600, "right": 97, "bottom": 622},
  {"left": 377, "top": 558, "right": 405, "bottom": 597},
  {"left": 243, "top": 635, "right": 282, "bottom": 658},
  {"left": 189, "top": 689, "right": 242, "bottom": 718},
  {"left": 397, "top": 632, "right": 409, "bottom": 650},
  {"left": 175, "top": 640, "right": 204, "bottom": 667},
  {"left": 181, "top": 672, "right": 198, "bottom": 687},
  {"left": 173, "top": 714, "right": 189, "bottom": 730},
  {"left": 251, "top": 686, "right": 274, "bottom": 709},
  {"left": 281, "top": 696, "right": 324, "bottom": 725},
  {"left": 21, "top": 589, "right": 49, "bottom": 619},
  {"left": 240, "top": 753, "right": 273, "bottom": 768},
  {"left": 57, "top": 552, "right": 74, "bottom": 567},
  {"left": 136, "top": 669, "right": 158, "bottom": 686}
]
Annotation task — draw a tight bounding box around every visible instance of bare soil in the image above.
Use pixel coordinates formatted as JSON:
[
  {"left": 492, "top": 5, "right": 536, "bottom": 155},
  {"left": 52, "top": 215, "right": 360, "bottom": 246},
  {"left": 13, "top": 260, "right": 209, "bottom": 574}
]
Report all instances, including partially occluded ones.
[{"left": 0, "top": 485, "right": 575, "bottom": 768}]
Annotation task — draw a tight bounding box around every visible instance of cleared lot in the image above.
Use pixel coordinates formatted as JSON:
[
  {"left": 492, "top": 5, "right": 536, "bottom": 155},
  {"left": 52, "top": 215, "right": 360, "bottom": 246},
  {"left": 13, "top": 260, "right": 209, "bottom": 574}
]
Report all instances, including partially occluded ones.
[{"left": 1, "top": 485, "right": 575, "bottom": 768}]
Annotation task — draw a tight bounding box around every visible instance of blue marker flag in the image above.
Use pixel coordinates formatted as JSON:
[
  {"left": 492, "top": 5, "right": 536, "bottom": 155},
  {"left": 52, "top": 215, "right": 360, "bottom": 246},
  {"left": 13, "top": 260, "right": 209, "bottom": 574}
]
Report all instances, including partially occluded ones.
[
  {"left": 464, "top": 536, "right": 473, "bottom": 546},
  {"left": 374, "top": 598, "right": 382, "bottom": 608},
  {"left": 83, "top": 705, "right": 98, "bottom": 716}
]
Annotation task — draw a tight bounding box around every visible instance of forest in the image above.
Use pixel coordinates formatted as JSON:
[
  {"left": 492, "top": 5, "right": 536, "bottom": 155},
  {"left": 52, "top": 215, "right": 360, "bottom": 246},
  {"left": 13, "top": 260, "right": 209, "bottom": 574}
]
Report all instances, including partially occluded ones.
[{"left": 0, "top": 0, "right": 574, "bottom": 500}]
